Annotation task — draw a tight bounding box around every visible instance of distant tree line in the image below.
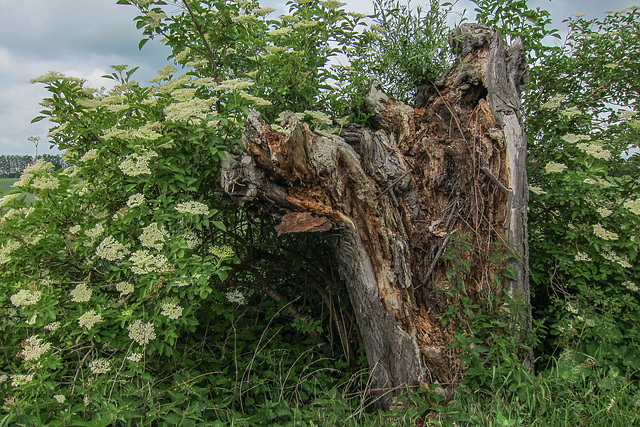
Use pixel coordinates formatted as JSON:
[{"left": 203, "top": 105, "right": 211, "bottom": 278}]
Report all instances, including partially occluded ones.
[{"left": 0, "top": 154, "right": 68, "bottom": 178}]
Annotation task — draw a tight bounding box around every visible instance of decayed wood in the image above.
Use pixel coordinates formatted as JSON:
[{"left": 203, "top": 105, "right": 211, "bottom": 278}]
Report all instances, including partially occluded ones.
[{"left": 220, "top": 24, "right": 529, "bottom": 409}]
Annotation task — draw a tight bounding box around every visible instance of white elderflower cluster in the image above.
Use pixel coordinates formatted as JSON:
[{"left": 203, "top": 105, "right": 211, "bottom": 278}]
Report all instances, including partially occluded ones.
[
  {"left": 70, "top": 283, "right": 92, "bottom": 302},
  {"left": 560, "top": 106, "right": 582, "bottom": 119},
  {"left": 593, "top": 224, "right": 619, "bottom": 241},
  {"left": 583, "top": 177, "right": 614, "bottom": 188},
  {"left": 214, "top": 78, "right": 254, "bottom": 91},
  {"left": 602, "top": 251, "right": 632, "bottom": 268},
  {"left": 0, "top": 240, "right": 22, "bottom": 265},
  {"left": 78, "top": 310, "right": 102, "bottom": 330},
  {"left": 127, "top": 193, "right": 146, "bottom": 208},
  {"left": 237, "top": 90, "right": 272, "bottom": 107},
  {"left": 561, "top": 133, "right": 590, "bottom": 144},
  {"left": 31, "top": 176, "right": 59, "bottom": 190},
  {"left": 529, "top": 186, "right": 547, "bottom": 195},
  {"left": 304, "top": 110, "right": 332, "bottom": 126},
  {"left": 118, "top": 150, "right": 158, "bottom": 177},
  {"left": 54, "top": 395, "right": 66, "bottom": 404},
  {"left": 163, "top": 98, "right": 213, "bottom": 123},
  {"left": 44, "top": 321, "right": 61, "bottom": 332},
  {"left": 268, "top": 27, "right": 293, "bottom": 36},
  {"left": 11, "top": 374, "right": 34, "bottom": 387},
  {"left": 13, "top": 159, "right": 54, "bottom": 188},
  {"left": 21, "top": 335, "right": 52, "bottom": 361},
  {"left": 320, "top": 0, "right": 346, "bottom": 9},
  {"left": 160, "top": 301, "right": 183, "bottom": 319},
  {"left": 624, "top": 198, "right": 640, "bottom": 215},
  {"left": 175, "top": 201, "right": 210, "bottom": 215},
  {"left": 10, "top": 289, "right": 41, "bottom": 306},
  {"left": 574, "top": 252, "right": 592, "bottom": 262},
  {"left": 209, "top": 245, "right": 234, "bottom": 259},
  {"left": 170, "top": 88, "right": 196, "bottom": 101},
  {"left": 31, "top": 71, "right": 83, "bottom": 84},
  {"left": 226, "top": 289, "right": 246, "bottom": 305},
  {"left": 576, "top": 142, "right": 612, "bottom": 160},
  {"left": 624, "top": 281, "right": 639, "bottom": 292},
  {"left": 89, "top": 358, "right": 111, "bottom": 375},
  {"left": 544, "top": 162, "right": 567, "bottom": 174},
  {"left": 129, "top": 250, "right": 171, "bottom": 275},
  {"left": 253, "top": 6, "right": 276, "bottom": 15},
  {"left": 139, "top": 223, "right": 168, "bottom": 250},
  {"left": 540, "top": 94, "right": 565, "bottom": 110},
  {"left": 127, "top": 352, "right": 143, "bottom": 362},
  {"left": 116, "top": 281, "right": 135, "bottom": 296},
  {"left": 596, "top": 207, "right": 613, "bottom": 218},
  {"left": 80, "top": 149, "right": 99, "bottom": 162},
  {"left": 231, "top": 14, "right": 255, "bottom": 23},
  {"left": 184, "top": 231, "right": 202, "bottom": 249},
  {"left": 84, "top": 223, "right": 105, "bottom": 246},
  {"left": 294, "top": 20, "right": 318, "bottom": 29},
  {"left": 128, "top": 320, "right": 156, "bottom": 345},
  {"left": 69, "top": 225, "right": 81, "bottom": 234},
  {"left": 96, "top": 236, "right": 131, "bottom": 261}
]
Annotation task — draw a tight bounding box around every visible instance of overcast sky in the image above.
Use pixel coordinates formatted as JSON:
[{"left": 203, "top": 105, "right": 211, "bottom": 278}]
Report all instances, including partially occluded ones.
[{"left": 0, "top": 0, "right": 637, "bottom": 155}]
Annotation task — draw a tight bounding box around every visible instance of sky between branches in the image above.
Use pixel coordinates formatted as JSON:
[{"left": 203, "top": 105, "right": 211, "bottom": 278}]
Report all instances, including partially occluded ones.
[{"left": 0, "top": 0, "right": 636, "bottom": 155}]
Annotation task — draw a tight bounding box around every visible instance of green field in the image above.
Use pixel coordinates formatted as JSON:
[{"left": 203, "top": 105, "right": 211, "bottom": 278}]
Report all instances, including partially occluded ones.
[{"left": 0, "top": 178, "right": 17, "bottom": 195}]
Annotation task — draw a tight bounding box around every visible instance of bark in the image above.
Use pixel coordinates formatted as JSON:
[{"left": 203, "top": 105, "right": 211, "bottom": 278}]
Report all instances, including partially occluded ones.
[{"left": 220, "top": 24, "right": 529, "bottom": 409}]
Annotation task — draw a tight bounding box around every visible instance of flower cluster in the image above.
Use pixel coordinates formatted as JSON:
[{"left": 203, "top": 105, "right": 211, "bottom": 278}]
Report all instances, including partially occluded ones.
[
  {"left": 163, "top": 98, "right": 213, "bottom": 123},
  {"left": 544, "top": 162, "right": 567, "bottom": 174},
  {"left": 128, "top": 320, "right": 156, "bottom": 345},
  {"left": 127, "top": 193, "right": 146, "bottom": 208},
  {"left": 210, "top": 245, "right": 234, "bottom": 259},
  {"left": 127, "top": 352, "right": 143, "bottom": 362},
  {"left": 78, "top": 310, "right": 102, "bottom": 330},
  {"left": 10, "top": 289, "right": 41, "bottom": 306},
  {"left": 54, "top": 395, "right": 66, "bottom": 404},
  {"left": 602, "top": 250, "right": 632, "bottom": 268},
  {"left": 129, "top": 250, "right": 170, "bottom": 275},
  {"left": 139, "top": 223, "right": 169, "bottom": 250},
  {"left": 80, "top": 149, "right": 99, "bottom": 162},
  {"left": 44, "top": 321, "right": 61, "bottom": 332},
  {"left": 160, "top": 301, "right": 183, "bottom": 319},
  {"left": 118, "top": 150, "right": 158, "bottom": 177},
  {"left": 20, "top": 335, "right": 52, "bottom": 361},
  {"left": 175, "top": 201, "right": 210, "bottom": 215},
  {"left": 529, "top": 185, "right": 547, "bottom": 195},
  {"left": 184, "top": 231, "right": 202, "bottom": 249},
  {"left": 593, "top": 224, "right": 619, "bottom": 241},
  {"left": 96, "top": 236, "right": 131, "bottom": 261},
  {"left": 0, "top": 240, "right": 21, "bottom": 265},
  {"left": 576, "top": 142, "right": 612, "bottom": 160},
  {"left": 116, "top": 281, "right": 135, "bottom": 296},
  {"left": 89, "top": 358, "right": 111, "bottom": 374},
  {"left": 624, "top": 198, "right": 640, "bottom": 215},
  {"left": 70, "top": 283, "right": 92, "bottom": 302},
  {"left": 574, "top": 252, "right": 592, "bottom": 262},
  {"left": 226, "top": 289, "right": 246, "bottom": 305},
  {"left": 31, "top": 176, "right": 59, "bottom": 190},
  {"left": 11, "top": 374, "right": 34, "bottom": 387}
]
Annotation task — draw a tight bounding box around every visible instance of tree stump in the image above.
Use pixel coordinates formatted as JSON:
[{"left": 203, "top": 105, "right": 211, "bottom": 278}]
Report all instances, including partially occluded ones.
[{"left": 220, "top": 23, "right": 529, "bottom": 409}]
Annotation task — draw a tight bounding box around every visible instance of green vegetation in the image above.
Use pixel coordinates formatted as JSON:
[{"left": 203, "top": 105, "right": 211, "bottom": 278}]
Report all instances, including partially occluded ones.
[
  {"left": 0, "top": 178, "right": 16, "bottom": 196},
  {"left": 0, "top": 0, "right": 638, "bottom": 425}
]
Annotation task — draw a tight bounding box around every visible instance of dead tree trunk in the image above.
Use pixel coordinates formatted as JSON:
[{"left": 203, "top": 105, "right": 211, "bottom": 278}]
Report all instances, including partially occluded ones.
[{"left": 220, "top": 24, "right": 529, "bottom": 409}]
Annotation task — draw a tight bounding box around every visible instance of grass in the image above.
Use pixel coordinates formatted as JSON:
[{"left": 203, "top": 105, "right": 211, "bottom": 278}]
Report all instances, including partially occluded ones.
[{"left": 0, "top": 178, "right": 16, "bottom": 195}]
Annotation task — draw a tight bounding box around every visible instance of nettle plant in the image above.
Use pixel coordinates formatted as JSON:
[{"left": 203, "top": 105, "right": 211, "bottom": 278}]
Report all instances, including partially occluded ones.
[{"left": 0, "top": 0, "right": 376, "bottom": 423}]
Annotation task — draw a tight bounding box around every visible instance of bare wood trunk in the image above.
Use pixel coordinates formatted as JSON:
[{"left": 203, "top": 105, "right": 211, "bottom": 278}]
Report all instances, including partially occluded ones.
[{"left": 220, "top": 24, "right": 529, "bottom": 409}]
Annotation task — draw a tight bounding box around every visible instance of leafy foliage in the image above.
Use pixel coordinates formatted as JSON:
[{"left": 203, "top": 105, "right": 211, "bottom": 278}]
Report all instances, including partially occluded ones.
[{"left": 1, "top": 0, "right": 639, "bottom": 424}]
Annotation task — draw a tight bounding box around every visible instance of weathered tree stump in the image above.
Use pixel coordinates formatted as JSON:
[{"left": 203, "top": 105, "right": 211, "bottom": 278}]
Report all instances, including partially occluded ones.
[{"left": 220, "top": 24, "right": 529, "bottom": 409}]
